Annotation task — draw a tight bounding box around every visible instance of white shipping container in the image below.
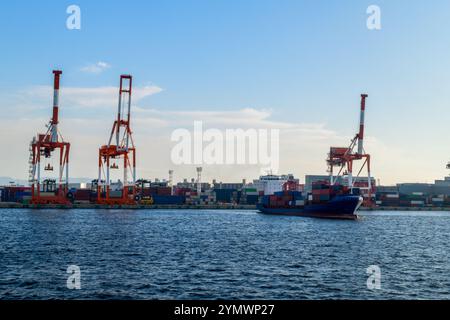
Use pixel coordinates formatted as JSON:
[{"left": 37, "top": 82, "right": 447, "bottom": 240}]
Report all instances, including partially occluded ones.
[
  {"left": 386, "top": 194, "right": 400, "bottom": 199},
  {"left": 412, "top": 192, "right": 424, "bottom": 196},
  {"left": 411, "top": 201, "right": 425, "bottom": 205},
  {"left": 432, "top": 198, "right": 444, "bottom": 202},
  {"left": 295, "top": 200, "right": 305, "bottom": 206},
  {"left": 376, "top": 201, "right": 382, "bottom": 205}
]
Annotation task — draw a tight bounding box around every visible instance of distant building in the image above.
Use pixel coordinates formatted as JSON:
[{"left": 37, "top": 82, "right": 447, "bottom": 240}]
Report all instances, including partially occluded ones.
[
  {"left": 376, "top": 175, "right": 450, "bottom": 200},
  {"left": 68, "top": 183, "right": 82, "bottom": 190},
  {"left": 376, "top": 185, "right": 398, "bottom": 193},
  {"left": 176, "top": 180, "right": 211, "bottom": 192},
  {"left": 397, "top": 179, "right": 450, "bottom": 196},
  {"left": 434, "top": 176, "right": 450, "bottom": 187},
  {"left": 212, "top": 182, "right": 244, "bottom": 190},
  {"left": 252, "top": 174, "right": 296, "bottom": 195}
]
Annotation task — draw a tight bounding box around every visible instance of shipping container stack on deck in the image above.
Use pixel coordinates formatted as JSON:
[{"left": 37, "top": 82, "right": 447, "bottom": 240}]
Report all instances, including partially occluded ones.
[
  {"left": 312, "top": 182, "right": 331, "bottom": 203},
  {"left": 310, "top": 181, "right": 351, "bottom": 204},
  {"left": 263, "top": 190, "right": 304, "bottom": 208}
]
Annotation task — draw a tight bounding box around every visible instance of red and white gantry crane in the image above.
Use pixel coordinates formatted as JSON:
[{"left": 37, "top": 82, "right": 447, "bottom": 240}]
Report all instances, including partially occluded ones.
[
  {"left": 97, "top": 75, "right": 137, "bottom": 205},
  {"left": 29, "top": 70, "right": 71, "bottom": 205},
  {"left": 327, "top": 94, "right": 374, "bottom": 205}
]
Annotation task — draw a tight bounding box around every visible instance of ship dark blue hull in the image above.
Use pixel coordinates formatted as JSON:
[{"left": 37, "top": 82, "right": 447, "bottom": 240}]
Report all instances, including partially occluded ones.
[{"left": 257, "top": 195, "right": 363, "bottom": 220}]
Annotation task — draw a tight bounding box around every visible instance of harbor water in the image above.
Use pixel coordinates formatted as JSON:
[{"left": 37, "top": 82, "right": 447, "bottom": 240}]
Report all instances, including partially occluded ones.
[{"left": 1, "top": 209, "right": 450, "bottom": 300}]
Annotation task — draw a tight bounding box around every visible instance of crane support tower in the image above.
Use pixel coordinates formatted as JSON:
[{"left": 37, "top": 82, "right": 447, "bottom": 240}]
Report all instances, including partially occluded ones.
[
  {"left": 29, "top": 70, "right": 71, "bottom": 205},
  {"left": 327, "top": 94, "right": 374, "bottom": 206},
  {"left": 97, "top": 75, "right": 137, "bottom": 205}
]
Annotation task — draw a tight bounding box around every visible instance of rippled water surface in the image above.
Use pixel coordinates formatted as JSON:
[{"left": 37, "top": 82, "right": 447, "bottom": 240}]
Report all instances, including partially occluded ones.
[{"left": 1, "top": 209, "right": 450, "bottom": 300}]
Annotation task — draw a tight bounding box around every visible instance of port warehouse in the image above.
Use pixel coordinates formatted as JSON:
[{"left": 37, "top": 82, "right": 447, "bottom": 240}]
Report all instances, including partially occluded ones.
[{"left": 2, "top": 174, "right": 450, "bottom": 208}]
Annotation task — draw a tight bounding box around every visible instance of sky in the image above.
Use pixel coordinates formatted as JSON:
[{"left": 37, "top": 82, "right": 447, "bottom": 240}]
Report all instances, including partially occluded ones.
[{"left": 0, "top": 0, "right": 449, "bottom": 185}]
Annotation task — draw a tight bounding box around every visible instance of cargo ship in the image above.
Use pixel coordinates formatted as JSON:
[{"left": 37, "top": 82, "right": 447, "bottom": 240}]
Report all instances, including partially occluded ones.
[{"left": 257, "top": 182, "right": 363, "bottom": 220}]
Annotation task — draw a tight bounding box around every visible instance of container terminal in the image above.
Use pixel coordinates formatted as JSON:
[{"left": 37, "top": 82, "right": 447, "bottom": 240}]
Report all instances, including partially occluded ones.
[{"left": 0, "top": 70, "right": 449, "bottom": 210}]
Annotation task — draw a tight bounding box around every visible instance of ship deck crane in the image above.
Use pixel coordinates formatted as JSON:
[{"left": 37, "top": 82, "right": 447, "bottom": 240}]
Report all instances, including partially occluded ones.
[
  {"left": 327, "top": 94, "right": 374, "bottom": 206},
  {"left": 29, "top": 70, "right": 71, "bottom": 205},
  {"left": 97, "top": 75, "right": 137, "bottom": 205}
]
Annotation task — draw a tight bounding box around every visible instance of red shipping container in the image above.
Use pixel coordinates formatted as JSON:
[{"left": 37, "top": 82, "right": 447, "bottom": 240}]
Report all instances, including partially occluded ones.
[
  {"left": 156, "top": 187, "right": 172, "bottom": 195},
  {"left": 75, "top": 189, "right": 91, "bottom": 201}
]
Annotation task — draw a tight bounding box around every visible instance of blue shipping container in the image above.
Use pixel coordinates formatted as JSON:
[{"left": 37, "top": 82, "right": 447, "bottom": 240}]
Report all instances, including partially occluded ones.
[{"left": 152, "top": 195, "right": 185, "bottom": 205}]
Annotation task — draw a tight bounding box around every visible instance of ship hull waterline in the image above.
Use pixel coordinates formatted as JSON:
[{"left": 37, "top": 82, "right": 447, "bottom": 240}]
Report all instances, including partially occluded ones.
[{"left": 257, "top": 196, "right": 363, "bottom": 220}]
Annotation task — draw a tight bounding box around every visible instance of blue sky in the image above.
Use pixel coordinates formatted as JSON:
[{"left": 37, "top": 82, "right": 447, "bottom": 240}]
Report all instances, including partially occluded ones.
[{"left": 0, "top": 1, "right": 449, "bottom": 184}]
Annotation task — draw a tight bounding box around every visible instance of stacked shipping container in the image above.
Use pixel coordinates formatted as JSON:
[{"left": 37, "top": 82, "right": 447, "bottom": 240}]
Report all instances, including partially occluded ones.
[{"left": 0, "top": 186, "right": 32, "bottom": 203}]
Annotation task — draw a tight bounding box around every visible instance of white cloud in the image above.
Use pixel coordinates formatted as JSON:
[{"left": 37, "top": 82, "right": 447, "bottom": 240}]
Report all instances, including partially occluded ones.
[
  {"left": 0, "top": 106, "right": 345, "bottom": 182},
  {"left": 17, "top": 84, "right": 163, "bottom": 109},
  {"left": 132, "top": 107, "right": 325, "bottom": 131},
  {"left": 80, "top": 61, "right": 111, "bottom": 74},
  {"left": 1, "top": 90, "right": 448, "bottom": 184}
]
